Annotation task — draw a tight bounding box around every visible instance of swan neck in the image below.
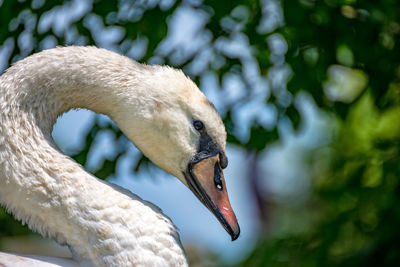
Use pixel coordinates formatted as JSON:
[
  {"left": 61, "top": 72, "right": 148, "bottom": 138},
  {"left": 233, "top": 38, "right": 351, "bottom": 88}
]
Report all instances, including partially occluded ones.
[
  {"left": 0, "top": 47, "right": 187, "bottom": 266},
  {"left": 3, "top": 47, "right": 149, "bottom": 127}
]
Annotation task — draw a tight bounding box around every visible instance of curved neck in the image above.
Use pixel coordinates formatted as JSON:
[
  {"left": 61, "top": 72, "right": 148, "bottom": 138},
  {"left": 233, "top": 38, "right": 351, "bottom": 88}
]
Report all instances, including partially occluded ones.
[
  {"left": 3, "top": 47, "right": 147, "bottom": 126},
  {"left": 0, "top": 47, "right": 187, "bottom": 266}
]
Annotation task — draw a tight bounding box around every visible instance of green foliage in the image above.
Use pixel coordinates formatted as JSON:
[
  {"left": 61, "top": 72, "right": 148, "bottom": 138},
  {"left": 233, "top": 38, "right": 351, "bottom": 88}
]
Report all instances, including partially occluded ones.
[
  {"left": 241, "top": 92, "right": 400, "bottom": 266},
  {"left": 239, "top": 1, "right": 400, "bottom": 266},
  {"left": 0, "top": 209, "right": 31, "bottom": 237}
]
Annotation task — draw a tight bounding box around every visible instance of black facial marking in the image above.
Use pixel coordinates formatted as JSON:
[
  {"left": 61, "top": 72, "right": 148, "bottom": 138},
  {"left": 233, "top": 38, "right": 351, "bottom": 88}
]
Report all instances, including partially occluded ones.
[
  {"left": 219, "top": 152, "right": 228, "bottom": 169},
  {"left": 191, "top": 133, "right": 222, "bottom": 164}
]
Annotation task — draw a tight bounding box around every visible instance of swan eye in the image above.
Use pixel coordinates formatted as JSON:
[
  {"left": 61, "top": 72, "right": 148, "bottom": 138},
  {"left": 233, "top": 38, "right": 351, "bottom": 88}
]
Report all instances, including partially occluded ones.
[{"left": 193, "top": 120, "right": 205, "bottom": 133}]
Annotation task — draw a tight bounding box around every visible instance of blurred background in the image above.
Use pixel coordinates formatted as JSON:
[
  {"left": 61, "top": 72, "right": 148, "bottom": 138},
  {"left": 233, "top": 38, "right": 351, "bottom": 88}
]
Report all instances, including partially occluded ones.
[{"left": 1, "top": 0, "right": 400, "bottom": 266}]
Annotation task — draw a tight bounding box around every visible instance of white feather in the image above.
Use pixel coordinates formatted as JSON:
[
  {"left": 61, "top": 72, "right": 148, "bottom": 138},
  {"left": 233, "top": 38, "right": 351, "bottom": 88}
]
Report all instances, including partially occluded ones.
[{"left": 0, "top": 46, "right": 226, "bottom": 266}]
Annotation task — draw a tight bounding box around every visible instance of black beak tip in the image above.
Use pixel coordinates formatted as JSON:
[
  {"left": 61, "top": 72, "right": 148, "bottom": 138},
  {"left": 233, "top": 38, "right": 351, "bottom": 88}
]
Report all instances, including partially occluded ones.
[{"left": 230, "top": 225, "right": 240, "bottom": 241}]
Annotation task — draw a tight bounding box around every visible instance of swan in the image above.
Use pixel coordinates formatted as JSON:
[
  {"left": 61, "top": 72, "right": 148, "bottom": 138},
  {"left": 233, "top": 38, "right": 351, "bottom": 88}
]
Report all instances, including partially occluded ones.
[{"left": 0, "top": 46, "right": 239, "bottom": 266}]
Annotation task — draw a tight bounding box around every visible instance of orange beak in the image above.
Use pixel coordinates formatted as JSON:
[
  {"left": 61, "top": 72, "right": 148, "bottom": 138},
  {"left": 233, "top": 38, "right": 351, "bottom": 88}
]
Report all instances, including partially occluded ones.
[{"left": 185, "top": 154, "right": 240, "bottom": 240}]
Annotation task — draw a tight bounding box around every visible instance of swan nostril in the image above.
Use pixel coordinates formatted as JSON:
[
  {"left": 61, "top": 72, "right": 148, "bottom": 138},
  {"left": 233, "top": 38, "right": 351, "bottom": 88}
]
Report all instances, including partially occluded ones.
[{"left": 214, "top": 163, "right": 223, "bottom": 191}]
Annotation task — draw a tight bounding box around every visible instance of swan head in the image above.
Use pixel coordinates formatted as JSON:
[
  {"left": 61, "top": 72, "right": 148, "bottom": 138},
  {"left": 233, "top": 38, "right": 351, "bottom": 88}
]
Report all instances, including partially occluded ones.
[{"left": 112, "top": 65, "right": 240, "bottom": 240}]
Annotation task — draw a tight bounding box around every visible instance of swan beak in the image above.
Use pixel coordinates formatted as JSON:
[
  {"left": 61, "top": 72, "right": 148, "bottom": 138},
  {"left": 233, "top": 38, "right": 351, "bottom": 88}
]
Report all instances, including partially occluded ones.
[{"left": 186, "top": 154, "right": 240, "bottom": 241}]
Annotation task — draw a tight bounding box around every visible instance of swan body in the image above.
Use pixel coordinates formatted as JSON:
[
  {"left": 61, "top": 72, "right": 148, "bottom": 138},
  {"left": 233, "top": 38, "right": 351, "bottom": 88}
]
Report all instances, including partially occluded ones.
[
  {"left": 0, "top": 47, "right": 239, "bottom": 266},
  {"left": 0, "top": 251, "right": 76, "bottom": 267}
]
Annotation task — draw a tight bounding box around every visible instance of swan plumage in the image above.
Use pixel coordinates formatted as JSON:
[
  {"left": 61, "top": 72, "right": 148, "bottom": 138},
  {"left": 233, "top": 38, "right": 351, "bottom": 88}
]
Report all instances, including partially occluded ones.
[
  {"left": 0, "top": 251, "right": 77, "bottom": 266},
  {"left": 0, "top": 46, "right": 239, "bottom": 266}
]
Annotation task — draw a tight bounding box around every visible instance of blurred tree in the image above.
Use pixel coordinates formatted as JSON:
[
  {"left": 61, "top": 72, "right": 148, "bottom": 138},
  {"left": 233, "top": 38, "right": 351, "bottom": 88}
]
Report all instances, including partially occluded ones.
[
  {"left": 239, "top": 1, "right": 400, "bottom": 266},
  {"left": 1, "top": 0, "right": 400, "bottom": 266}
]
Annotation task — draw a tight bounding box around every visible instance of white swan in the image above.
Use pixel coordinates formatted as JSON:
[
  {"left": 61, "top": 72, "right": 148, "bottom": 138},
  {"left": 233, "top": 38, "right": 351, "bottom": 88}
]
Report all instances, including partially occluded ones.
[{"left": 0, "top": 46, "right": 239, "bottom": 266}]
